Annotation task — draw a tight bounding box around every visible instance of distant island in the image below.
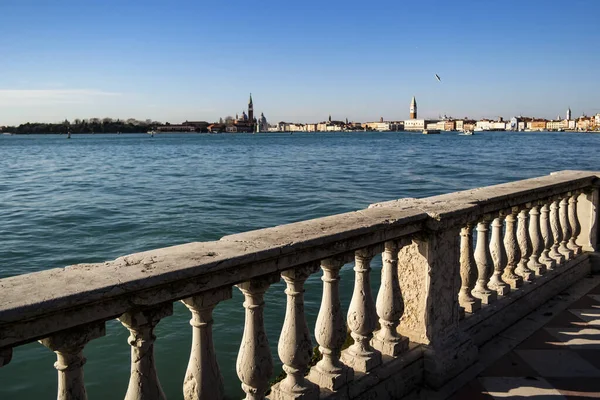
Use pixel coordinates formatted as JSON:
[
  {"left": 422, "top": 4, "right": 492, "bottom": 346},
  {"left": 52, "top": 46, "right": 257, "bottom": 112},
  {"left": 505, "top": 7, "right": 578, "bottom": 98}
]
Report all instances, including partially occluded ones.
[{"left": 1, "top": 118, "right": 166, "bottom": 135}]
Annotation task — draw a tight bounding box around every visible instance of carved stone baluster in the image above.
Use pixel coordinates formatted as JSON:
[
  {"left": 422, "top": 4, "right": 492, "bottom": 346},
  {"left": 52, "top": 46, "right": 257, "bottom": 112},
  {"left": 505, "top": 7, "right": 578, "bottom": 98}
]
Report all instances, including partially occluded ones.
[
  {"left": 472, "top": 218, "right": 497, "bottom": 304},
  {"left": 568, "top": 191, "right": 583, "bottom": 255},
  {"left": 372, "top": 240, "right": 409, "bottom": 355},
  {"left": 539, "top": 203, "right": 557, "bottom": 271},
  {"left": 119, "top": 304, "right": 173, "bottom": 400},
  {"left": 0, "top": 347, "right": 12, "bottom": 367},
  {"left": 307, "top": 256, "right": 353, "bottom": 391},
  {"left": 39, "top": 323, "right": 106, "bottom": 400},
  {"left": 515, "top": 207, "right": 535, "bottom": 281},
  {"left": 458, "top": 224, "right": 482, "bottom": 312},
  {"left": 559, "top": 196, "right": 574, "bottom": 260},
  {"left": 527, "top": 204, "right": 546, "bottom": 276},
  {"left": 550, "top": 199, "right": 565, "bottom": 265},
  {"left": 181, "top": 287, "right": 232, "bottom": 400},
  {"left": 236, "top": 275, "right": 279, "bottom": 400},
  {"left": 502, "top": 209, "right": 524, "bottom": 288},
  {"left": 270, "top": 265, "right": 319, "bottom": 400},
  {"left": 341, "top": 248, "right": 382, "bottom": 372},
  {"left": 488, "top": 215, "right": 510, "bottom": 296}
]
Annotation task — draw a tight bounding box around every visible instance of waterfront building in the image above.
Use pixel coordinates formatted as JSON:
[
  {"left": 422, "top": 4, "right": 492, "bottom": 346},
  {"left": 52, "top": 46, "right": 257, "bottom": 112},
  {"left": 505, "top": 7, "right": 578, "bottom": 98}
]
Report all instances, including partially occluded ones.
[
  {"left": 404, "top": 119, "right": 426, "bottom": 131},
  {"left": 257, "top": 113, "right": 268, "bottom": 132},
  {"left": 444, "top": 120, "right": 456, "bottom": 131},
  {"left": 530, "top": 119, "right": 548, "bottom": 131},
  {"left": 409, "top": 96, "right": 417, "bottom": 119},
  {"left": 594, "top": 114, "right": 600, "bottom": 130},
  {"left": 546, "top": 119, "right": 568, "bottom": 131},
  {"left": 225, "top": 94, "right": 256, "bottom": 133}
]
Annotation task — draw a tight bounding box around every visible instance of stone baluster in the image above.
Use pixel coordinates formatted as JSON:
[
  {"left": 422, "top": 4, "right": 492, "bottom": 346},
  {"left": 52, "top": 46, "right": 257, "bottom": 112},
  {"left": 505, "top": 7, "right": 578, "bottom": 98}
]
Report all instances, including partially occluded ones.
[
  {"left": 39, "top": 322, "right": 105, "bottom": 400},
  {"left": 307, "top": 256, "right": 353, "bottom": 391},
  {"left": 341, "top": 248, "right": 382, "bottom": 372},
  {"left": 471, "top": 218, "right": 497, "bottom": 304},
  {"left": 372, "top": 240, "right": 409, "bottom": 355},
  {"left": 515, "top": 207, "right": 535, "bottom": 281},
  {"left": 236, "top": 275, "right": 279, "bottom": 400},
  {"left": 0, "top": 347, "right": 12, "bottom": 367},
  {"left": 539, "top": 203, "right": 557, "bottom": 271},
  {"left": 527, "top": 204, "right": 546, "bottom": 276},
  {"left": 458, "top": 224, "right": 482, "bottom": 312},
  {"left": 488, "top": 214, "right": 510, "bottom": 296},
  {"left": 270, "top": 265, "right": 319, "bottom": 400},
  {"left": 549, "top": 199, "right": 565, "bottom": 265},
  {"left": 181, "top": 287, "right": 232, "bottom": 400},
  {"left": 559, "top": 196, "right": 574, "bottom": 260},
  {"left": 502, "top": 209, "right": 524, "bottom": 288},
  {"left": 568, "top": 191, "right": 583, "bottom": 255},
  {"left": 119, "top": 304, "right": 173, "bottom": 400}
]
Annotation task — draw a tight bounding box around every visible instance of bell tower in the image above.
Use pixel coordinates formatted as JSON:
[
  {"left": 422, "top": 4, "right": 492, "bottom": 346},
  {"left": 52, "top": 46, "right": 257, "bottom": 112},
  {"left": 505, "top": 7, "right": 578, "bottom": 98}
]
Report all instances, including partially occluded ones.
[
  {"left": 248, "top": 93, "right": 254, "bottom": 124},
  {"left": 410, "top": 96, "right": 417, "bottom": 119}
]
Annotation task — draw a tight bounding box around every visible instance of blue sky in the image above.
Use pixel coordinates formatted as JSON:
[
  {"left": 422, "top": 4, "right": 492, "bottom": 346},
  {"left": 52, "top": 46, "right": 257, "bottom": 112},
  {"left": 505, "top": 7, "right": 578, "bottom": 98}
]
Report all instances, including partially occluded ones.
[{"left": 1, "top": 0, "right": 599, "bottom": 125}]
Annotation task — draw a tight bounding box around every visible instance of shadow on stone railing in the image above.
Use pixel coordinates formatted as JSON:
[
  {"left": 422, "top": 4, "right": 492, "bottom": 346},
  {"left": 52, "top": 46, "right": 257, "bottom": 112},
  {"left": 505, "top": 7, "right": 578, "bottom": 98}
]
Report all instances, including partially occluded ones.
[{"left": 0, "top": 170, "right": 598, "bottom": 400}]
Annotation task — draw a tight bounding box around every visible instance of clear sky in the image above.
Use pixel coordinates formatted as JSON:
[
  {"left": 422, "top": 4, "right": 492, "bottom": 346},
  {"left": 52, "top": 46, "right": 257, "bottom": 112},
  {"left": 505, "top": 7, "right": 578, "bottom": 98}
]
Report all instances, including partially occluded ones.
[{"left": 1, "top": 0, "right": 599, "bottom": 125}]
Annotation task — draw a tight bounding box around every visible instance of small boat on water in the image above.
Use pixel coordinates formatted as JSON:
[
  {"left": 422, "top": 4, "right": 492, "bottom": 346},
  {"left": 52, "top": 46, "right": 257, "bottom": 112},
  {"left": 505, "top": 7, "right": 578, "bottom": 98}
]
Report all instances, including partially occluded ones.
[
  {"left": 147, "top": 130, "right": 156, "bottom": 137},
  {"left": 422, "top": 129, "right": 441, "bottom": 135},
  {"left": 67, "top": 131, "right": 71, "bottom": 139},
  {"left": 463, "top": 129, "right": 474, "bottom": 135}
]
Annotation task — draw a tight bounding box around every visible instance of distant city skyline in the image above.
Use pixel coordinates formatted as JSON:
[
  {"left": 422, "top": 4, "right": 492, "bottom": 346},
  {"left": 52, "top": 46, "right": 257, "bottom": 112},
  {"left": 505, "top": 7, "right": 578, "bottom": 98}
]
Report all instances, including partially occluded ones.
[{"left": 1, "top": 0, "right": 599, "bottom": 125}]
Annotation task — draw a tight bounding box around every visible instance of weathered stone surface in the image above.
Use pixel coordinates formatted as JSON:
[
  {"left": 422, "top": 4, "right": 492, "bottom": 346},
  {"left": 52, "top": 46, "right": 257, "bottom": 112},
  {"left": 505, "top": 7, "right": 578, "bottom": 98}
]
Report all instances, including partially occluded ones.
[
  {"left": 39, "top": 322, "right": 105, "bottom": 400},
  {"left": 181, "top": 287, "right": 231, "bottom": 400},
  {"left": 119, "top": 303, "right": 173, "bottom": 400}
]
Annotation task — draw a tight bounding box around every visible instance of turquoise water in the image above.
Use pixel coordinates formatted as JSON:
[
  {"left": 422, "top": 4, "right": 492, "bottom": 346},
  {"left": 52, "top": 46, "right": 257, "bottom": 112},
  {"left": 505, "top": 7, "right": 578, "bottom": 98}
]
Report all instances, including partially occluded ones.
[{"left": 0, "top": 131, "right": 598, "bottom": 399}]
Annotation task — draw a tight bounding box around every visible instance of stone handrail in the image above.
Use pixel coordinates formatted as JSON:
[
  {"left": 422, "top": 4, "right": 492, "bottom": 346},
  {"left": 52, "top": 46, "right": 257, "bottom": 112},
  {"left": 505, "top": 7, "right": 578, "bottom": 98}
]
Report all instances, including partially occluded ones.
[{"left": 0, "top": 170, "right": 598, "bottom": 400}]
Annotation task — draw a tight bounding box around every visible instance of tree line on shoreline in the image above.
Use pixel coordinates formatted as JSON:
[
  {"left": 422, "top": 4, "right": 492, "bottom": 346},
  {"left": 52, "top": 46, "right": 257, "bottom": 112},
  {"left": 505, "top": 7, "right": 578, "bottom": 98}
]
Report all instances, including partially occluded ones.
[{"left": 1, "top": 118, "right": 163, "bottom": 134}]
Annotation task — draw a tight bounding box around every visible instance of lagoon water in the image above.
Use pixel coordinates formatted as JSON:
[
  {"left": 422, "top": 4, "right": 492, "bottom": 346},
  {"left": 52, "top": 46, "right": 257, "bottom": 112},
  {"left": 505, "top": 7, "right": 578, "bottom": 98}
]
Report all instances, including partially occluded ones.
[{"left": 0, "top": 131, "right": 598, "bottom": 399}]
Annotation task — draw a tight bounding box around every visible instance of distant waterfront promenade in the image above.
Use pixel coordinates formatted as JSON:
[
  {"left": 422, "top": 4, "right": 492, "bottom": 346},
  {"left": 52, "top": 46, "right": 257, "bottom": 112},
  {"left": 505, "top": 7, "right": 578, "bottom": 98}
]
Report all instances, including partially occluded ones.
[{"left": 0, "top": 131, "right": 599, "bottom": 399}]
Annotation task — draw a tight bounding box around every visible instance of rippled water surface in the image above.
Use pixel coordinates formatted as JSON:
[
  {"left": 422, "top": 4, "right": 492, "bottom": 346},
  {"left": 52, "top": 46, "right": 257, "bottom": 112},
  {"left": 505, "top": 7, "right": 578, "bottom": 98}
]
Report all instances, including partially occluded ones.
[{"left": 0, "top": 131, "right": 598, "bottom": 399}]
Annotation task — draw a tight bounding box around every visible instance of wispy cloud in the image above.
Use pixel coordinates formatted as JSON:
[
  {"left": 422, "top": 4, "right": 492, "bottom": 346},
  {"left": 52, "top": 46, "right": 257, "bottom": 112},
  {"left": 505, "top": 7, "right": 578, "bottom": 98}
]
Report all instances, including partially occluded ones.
[{"left": 0, "top": 89, "right": 122, "bottom": 106}]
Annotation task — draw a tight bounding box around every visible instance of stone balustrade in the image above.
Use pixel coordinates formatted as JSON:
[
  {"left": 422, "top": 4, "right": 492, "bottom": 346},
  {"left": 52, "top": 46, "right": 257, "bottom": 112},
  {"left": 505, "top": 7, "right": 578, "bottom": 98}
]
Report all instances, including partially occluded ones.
[{"left": 0, "top": 171, "right": 598, "bottom": 400}]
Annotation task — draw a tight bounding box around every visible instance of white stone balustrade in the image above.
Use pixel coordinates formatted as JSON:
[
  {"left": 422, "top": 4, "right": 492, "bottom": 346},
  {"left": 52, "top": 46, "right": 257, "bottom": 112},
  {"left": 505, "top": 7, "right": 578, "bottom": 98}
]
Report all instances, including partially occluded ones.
[
  {"left": 39, "top": 323, "right": 106, "bottom": 400},
  {"left": 181, "top": 287, "right": 232, "bottom": 400},
  {"left": 341, "top": 248, "right": 382, "bottom": 373},
  {"left": 307, "top": 256, "right": 353, "bottom": 391},
  {"left": 119, "top": 303, "right": 173, "bottom": 400},
  {"left": 568, "top": 191, "right": 583, "bottom": 255},
  {"left": 502, "top": 209, "right": 524, "bottom": 289},
  {"left": 488, "top": 214, "right": 510, "bottom": 296},
  {"left": 271, "top": 264, "right": 319, "bottom": 400},
  {"left": 459, "top": 224, "right": 482, "bottom": 312},
  {"left": 559, "top": 196, "right": 574, "bottom": 260},
  {"left": 516, "top": 207, "right": 535, "bottom": 281},
  {"left": 1, "top": 170, "right": 599, "bottom": 400},
  {"left": 527, "top": 204, "right": 547, "bottom": 276},
  {"left": 236, "top": 275, "right": 279, "bottom": 400},
  {"left": 372, "top": 240, "right": 409, "bottom": 356},
  {"left": 472, "top": 218, "right": 497, "bottom": 304},
  {"left": 550, "top": 199, "right": 566, "bottom": 265},
  {"left": 539, "top": 203, "right": 557, "bottom": 271}
]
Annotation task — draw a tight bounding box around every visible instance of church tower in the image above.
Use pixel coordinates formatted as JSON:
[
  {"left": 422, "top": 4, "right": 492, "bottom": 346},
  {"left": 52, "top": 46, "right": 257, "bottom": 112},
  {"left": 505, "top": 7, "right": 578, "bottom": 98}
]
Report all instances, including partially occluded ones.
[
  {"left": 566, "top": 106, "right": 572, "bottom": 121},
  {"left": 248, "top": 93, "right": 254, "bottom": 123},
  {"left": 410, "top": 96, "right": 417, "bottom": 119}
]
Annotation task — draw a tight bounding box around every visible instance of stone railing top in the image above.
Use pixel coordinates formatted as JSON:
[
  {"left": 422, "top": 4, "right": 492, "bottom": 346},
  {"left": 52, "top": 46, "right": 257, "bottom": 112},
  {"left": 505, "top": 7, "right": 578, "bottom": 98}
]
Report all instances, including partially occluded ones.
[
  {"left": 0, "top": 170, "right": 598, "bottom": 348},
  {"left": 370, "top": 170, "right": 600, "bottom": 228}
]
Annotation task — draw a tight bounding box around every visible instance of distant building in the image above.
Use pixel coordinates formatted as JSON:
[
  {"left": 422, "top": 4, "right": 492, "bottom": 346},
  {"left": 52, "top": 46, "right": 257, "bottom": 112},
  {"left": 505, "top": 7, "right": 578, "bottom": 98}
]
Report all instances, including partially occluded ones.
[
  {"left": 409, "top": 97, "right": 417, "bottom": 119},
  {"left": 226, "top": 94, "right": 256, "bottom": 133},
  {"left": 566, "top": 107, "right": 572, "bottom": 121},
  {"left": 257, "top": 113, "right": 268, "bottom": 132}
]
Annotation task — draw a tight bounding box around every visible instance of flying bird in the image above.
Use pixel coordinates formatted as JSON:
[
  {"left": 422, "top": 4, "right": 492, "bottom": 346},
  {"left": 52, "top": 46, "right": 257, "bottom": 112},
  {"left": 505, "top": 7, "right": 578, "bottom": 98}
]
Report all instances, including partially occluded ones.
[{"left": 435, "top": 74, "right": 441, "bottom": 82}]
